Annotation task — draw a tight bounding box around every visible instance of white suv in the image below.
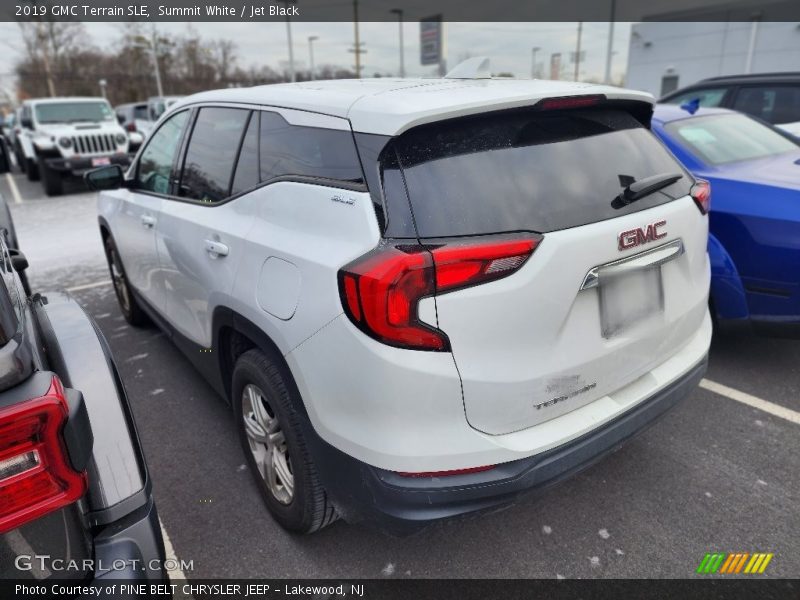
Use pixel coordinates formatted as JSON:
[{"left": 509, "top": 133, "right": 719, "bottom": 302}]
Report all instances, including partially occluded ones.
[{"left": 89, "top": 73, "right": 712, "bottom": 534}]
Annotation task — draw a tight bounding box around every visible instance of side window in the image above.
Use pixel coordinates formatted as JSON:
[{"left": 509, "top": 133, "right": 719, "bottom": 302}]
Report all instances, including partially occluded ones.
[
  {"left": 666, "top": 88, "right": 727, "bottom": 108},
  {"left": 136, "top": 110, "right": 189, "bottom": 195},
  {"left": 231, "top": 112, "right": 260, "bottom": 196},
  {"left": 179, "top": 107, "right": 250, "bottom": 204},
  {"left": 259, "top": 111, "right": 364, "bottom": 184},
  {"left": 733, "top": 86, "right": 800, "bottom": 125}
]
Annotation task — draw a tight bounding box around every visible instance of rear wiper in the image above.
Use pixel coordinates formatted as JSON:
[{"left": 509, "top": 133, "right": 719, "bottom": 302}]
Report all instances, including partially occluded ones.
[{"left": 612, "top": 172, "right": 683, "bottom": 209}]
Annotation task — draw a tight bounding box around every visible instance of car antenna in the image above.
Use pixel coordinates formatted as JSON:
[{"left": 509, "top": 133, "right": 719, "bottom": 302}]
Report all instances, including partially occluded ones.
[{"left": 444, "top": 56, "right": 492, "bottom": 80}]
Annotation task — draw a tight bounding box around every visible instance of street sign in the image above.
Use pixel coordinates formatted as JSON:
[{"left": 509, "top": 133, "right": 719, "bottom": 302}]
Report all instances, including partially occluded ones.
[
  {"left": 570, "top": 51, "right": 586, "bottom": 64},
  {"left": 420, "top": 16, "right": 442, "bottom": 66}
]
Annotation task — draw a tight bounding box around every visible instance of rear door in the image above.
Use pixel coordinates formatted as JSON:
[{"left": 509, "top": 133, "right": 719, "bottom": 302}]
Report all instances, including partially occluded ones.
[
  {"left": 157, "top": 106, "right": 255, "bottom": 346},
  {"left": 393, "top": 104, "right": 710, "bottom": 435}
]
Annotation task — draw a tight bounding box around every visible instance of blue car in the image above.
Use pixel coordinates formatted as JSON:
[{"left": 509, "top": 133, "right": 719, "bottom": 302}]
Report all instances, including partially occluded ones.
[{"left": 652, "top": 104, "right": 800, "bottom": 337}]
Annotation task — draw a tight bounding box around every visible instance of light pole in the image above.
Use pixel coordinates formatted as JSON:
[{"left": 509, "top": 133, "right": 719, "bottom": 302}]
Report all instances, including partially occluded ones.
[
  {"left": 604, "top": 0, "right": 616, "bottom": 84},
  {"left": 390, "top": 8, "right": 405, "bottom": 78},
  {"left": 574, "top": 21, "right": 583, "bottom": 82},
  {"left": 308, "top": 36, "right": 318, "bottom": 81},
  {"left": 131, "top": 27, "right": 164, "bottom": 97},
  {"left": 531, "top": 46, "right": 541, "bottom": 79},
  {"left": 151, "top": 25, "right": 164, "bottom": 97}
]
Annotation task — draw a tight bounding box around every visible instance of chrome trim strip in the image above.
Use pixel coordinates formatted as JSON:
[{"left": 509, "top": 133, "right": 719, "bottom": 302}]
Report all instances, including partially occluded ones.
[{"left": 580, "top": 238, "right": 685, "bottom": 291}]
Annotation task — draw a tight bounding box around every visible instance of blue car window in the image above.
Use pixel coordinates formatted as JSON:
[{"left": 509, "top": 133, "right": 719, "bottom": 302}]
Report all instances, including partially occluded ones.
[{"left": 665, "top": 113, "right": 798, "bottom": 165}]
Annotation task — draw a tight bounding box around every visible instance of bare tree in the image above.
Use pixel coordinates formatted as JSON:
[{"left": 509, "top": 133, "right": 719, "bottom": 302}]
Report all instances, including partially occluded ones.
[{"left": 17, "top": 21, "right": 85, "bottom": 97}]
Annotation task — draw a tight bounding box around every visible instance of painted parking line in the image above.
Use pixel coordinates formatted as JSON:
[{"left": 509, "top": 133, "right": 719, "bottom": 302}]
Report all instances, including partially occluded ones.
[
  {"left": 159, "top": 518, "right": 194, "bottom": 594},
  {"left": 65, "top": 279, "right": 111, "bottom": 293},
  {"left": 5, "top": 173, "right": 23, "bottom": 204},
  {"left": 700, "top": 378, "right": 800, "bottom": 426}
]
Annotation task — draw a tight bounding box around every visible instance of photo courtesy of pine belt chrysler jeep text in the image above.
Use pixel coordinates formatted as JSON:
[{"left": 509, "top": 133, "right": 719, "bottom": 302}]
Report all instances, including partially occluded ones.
[{"left": 87, "top": 65, "right": 712, "bottom": 534}]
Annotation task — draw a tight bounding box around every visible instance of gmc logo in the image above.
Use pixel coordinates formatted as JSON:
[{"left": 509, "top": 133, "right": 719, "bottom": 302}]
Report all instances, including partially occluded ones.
[{"left": 618, "top": 220, "right": 667, "bottom": 251}]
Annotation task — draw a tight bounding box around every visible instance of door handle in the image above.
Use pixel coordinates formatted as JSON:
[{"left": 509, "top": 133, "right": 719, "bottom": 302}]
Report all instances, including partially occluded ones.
[
  {"left": 204, "top": 239, "right": 229, "bottom": 258},
  {"left": 140, "top": 215, "right": 156, "bottom": 228}
]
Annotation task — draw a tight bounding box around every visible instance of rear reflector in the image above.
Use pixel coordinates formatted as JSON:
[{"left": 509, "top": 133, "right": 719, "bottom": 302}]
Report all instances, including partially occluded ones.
[
  {"left": 0, "top": 376, "right": 87, "bottom": 534},
  {"left": 691, "top": 179, "right": 711, "bottom": 214},
  {"left": 339, "top": 237, "right": 540, "bottom": 351},
  {"left": 397, "top": 465, "right": 495, "bottom": 478}
]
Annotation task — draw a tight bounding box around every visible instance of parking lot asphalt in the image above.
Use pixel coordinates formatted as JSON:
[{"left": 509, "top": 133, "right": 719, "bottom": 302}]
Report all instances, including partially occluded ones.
[{"left": 3, "top": 169, "right": 799, "bottom": 579}]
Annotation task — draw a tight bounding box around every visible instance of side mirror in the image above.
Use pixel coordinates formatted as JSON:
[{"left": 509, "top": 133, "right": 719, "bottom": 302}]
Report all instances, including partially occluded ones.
[
  {"left": 20, "top": 117, "right": 33, "bottom": 130},
  {"left": 129, "top": 131, "right": 144, "bottom": 145},
  {"left": 85, "top": 164, "right": 125, "bottom": 191},
  {"left": 9, "top": 249, "right": 28, "bottom": 273},
  {"left": 0, "top": 139, "right": 9, "bottom": 174}
]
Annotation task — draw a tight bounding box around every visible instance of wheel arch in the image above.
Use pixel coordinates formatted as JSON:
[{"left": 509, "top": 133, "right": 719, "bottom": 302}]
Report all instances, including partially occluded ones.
[{"left": 212, "top": 306, "right": 310, "bottom": 420}]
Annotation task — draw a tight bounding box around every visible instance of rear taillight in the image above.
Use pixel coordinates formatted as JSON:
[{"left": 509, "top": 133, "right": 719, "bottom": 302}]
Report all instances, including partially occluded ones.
[
  {"left": 0, "top": 376, "right": 87, "bottom": 534},
  {"left": 691, "top": 179, "right": 711, "bottom": 215},
  {"left": 338, "top": 237, "right": 541, "bottom": 351}
]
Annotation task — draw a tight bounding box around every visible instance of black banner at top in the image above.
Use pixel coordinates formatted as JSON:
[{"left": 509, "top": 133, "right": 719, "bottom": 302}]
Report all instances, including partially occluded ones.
[{"left": 3, "top": 0, "right": 800, "bottom": 22}]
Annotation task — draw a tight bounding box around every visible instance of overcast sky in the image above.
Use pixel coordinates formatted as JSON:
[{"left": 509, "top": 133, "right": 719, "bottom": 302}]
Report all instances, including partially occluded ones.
[{"left": 0, "top": 21, "right": 631, "bottom": 100}]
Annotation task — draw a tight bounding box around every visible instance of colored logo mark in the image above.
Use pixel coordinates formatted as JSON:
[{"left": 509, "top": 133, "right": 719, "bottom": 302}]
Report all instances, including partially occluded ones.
[{"left": 696, "top": 552, "right": 774, "bottom": 574}]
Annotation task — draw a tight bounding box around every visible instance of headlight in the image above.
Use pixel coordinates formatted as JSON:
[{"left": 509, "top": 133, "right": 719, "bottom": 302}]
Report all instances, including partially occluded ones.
[
  {"left": 115, "top": 133, "right": 127, "bottom": 145},
  {"left": 58, "top": 137, "right": 72, "bottom": 149}
]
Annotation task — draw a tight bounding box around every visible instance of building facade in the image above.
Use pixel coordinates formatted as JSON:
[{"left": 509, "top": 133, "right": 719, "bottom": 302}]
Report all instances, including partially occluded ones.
[{"left": 625, "top": 21, "right": 800, "bottom": 97}]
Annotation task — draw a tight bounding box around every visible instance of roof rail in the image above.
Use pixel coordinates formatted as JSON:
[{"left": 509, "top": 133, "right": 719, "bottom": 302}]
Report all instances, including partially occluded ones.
[{"left": 444, "top": 57, "right": 492, "bottom": 80}]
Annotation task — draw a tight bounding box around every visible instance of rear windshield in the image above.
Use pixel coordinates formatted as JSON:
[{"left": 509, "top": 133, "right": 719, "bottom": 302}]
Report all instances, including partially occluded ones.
[
  {"left": 665, "top": 113, "right": 798, "bottom": 165},
  {"left": 392, "top": 107, "right": 692, "bottom": 237}
]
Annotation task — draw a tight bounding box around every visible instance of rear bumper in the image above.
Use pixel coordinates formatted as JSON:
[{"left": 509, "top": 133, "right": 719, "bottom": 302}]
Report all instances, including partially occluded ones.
[
  {"left": 89, "top": 495, "right": 168, "bottom": 583},
  {"left": 310, "top": 356, "right": 707, "bottom": 534},
  {"left": 44, "top": 153, "right": 130, "bottom": 175}
]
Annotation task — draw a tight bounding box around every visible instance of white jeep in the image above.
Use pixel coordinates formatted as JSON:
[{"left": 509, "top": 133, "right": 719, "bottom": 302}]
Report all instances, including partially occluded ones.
[{"left": 16, "top": 97, "right": 133, "bottom": 196}]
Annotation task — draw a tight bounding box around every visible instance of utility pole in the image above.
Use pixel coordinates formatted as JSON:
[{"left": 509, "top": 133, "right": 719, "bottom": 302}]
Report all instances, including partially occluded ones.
[
  {"left": 151, "top": 24, "right": 164, "bottom": 97},
  {"left": 574, "top": 21, "right": 583, "bottom": 82},
  {"left": 33, "top": 20, "right": 56, "bottom": 96},
  {"left": 531, "top": 46, "right": 541, "bottom": 79},
  {"left": 308, "top": 36, "right": 318, "bottom": 81},
  {"left": 604, "top": 0, "right": 616, "bottom": 84},
  {"left": 283, "top": 0, "right": 296, "bottom": 82},
  {"left": 390, "top": 8, "right": 405, "bottom": 77},
  {"left": 350, "top": 0, "right": 365, "bottom": 77}
]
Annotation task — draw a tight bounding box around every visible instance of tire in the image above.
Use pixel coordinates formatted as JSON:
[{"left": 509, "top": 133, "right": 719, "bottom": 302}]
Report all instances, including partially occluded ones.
[
  {"left": 233, "top": 349, "right": 338, "bottom": 534},
  {"left": 25, "top": 158, "right": 39, "bottom": 181},
  {"left": 103, "top": 235, "right": 148, "bottom": 326},
  {"left": 15, "top": 144, "right": 25, "bottom": 173},
  {"left": 41, "top": 162, "right": 63, "bottom": 196}
]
